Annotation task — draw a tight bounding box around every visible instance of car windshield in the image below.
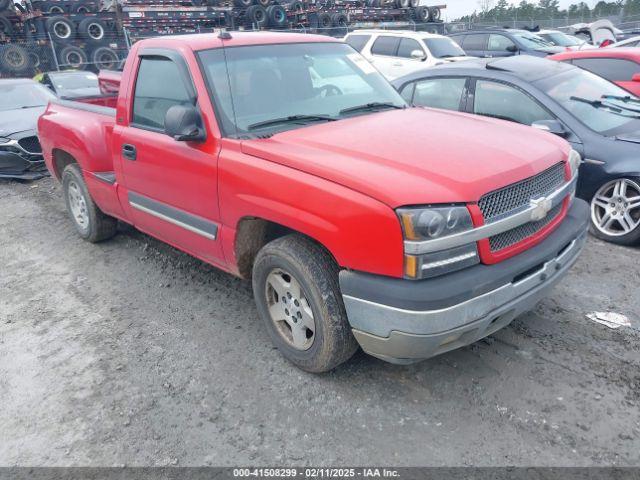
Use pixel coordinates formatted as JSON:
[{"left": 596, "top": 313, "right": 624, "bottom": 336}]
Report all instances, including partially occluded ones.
[
  {"left": 536, "top": 68, "right": 640, "bottom": 135},
  {"left": 423, "top": 37, "right": 466, "bottom": 58},
  {"left": 540, "top": 32, "right": 580, "bottom": 47},
  {"left": 198, "top": 42, "right": 406, "bottom": 136},
  {"left": 51, "top": 72, "right": 99, "bottom": 91},
  {"left": 0, "top": 82, "right": 56, "bottom": 111},
  {"left": 511, "top": 32, "right": 554, "bottom": 49}
]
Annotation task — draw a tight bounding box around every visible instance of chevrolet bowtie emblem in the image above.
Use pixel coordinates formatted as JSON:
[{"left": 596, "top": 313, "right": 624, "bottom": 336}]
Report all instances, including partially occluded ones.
[{"left": 530, "top": 197, "right": 553, "bottom": 221}]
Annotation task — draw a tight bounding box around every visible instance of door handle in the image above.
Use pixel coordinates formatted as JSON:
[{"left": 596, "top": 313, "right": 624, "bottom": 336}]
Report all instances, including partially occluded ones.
[{"left": 122, "top": 144, "right": 137, "bottom": 161}]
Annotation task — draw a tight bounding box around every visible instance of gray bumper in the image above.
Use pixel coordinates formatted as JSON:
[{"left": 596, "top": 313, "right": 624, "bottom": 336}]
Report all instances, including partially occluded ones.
[{"left": 340, "top": 200, "right": 589, "bottom": 364}]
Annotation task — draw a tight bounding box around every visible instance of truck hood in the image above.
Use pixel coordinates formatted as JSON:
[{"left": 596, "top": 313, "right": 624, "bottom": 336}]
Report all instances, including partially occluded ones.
[
  {"left": 240, "top": 108, "right": 569, "bottom": 208},
  {"left": 0, "top": 106, "right": 45, "bottom": 137}
]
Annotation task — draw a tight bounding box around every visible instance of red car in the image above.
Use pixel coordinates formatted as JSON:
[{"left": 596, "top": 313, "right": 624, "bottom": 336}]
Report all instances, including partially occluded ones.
[
  {"left": 38, "top": 32, "right": 588, "bottom": 372},
  {"left": 550, "top": 48, "right": 640, "bottom": 96}
]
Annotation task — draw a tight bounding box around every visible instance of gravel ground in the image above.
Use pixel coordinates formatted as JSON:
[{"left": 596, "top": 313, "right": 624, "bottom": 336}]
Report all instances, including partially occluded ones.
[{"left": 1, "top": 177, "right": 639, "bottom": 467}]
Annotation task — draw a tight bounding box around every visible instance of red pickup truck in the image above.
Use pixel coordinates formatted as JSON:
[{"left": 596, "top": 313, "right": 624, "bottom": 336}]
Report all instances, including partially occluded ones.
[{"left": 38, "top": 32, "right": 589, "bottom": 372}]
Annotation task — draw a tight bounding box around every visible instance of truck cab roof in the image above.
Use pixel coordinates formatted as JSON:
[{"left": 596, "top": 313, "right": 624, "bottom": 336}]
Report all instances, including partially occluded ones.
[{"left": 134, "top": 31, "right": 339, "bottom": 52}]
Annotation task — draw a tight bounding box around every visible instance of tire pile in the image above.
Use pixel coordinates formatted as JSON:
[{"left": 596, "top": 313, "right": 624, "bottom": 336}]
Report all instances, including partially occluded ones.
[
  {"left": 0, "top": 0, "right": 126, "bottom": 77},
  {"left": 121, "top": 0, "right": 445, "bottom": 41}
]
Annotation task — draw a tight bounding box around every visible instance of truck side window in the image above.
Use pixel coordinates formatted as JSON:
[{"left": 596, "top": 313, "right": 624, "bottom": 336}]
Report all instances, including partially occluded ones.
[
  {"left": 397, "top": 38, "right": 424, "bottom": 59},
  {"left": 132, "top": 57, "right": 192, "bottom": 130},
  {"left": 412, "top": 77, "right": 466, "bottom": 111},
  {"left": 474, "top": 80, "right": 553, "bottom": 125}
]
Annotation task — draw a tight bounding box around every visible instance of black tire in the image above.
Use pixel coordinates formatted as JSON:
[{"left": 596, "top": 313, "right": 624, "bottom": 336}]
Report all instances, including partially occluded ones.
[
  {"left": 46, "top": 16, "right": 75, "bottom": 43},
  {"left": 62, "top": 164, "right": 117, "bottom": 243},
  {"left": 428, "top": 6, "right": 441, "bottom": 21},
  {"left": 330, "top": 12, "right": 348, "bottom": 27},
  {"left": 589, "top": 177, "right": 640, "bottom": 246},
  {"left": 0, "top": 15, "right": 13, "bottom": 36},
  {"left": 58, "top": 45, "right": 88, "bottom": 70},
  {"left": 266, "top": 4, "right": 286, "bottom": 26},
  {"left": 71, "top": 2, "right": 96, "bottom": 13},
  {"left": 78, "top": 17, "right": 106, "bottom": 43},
  {"left": 414, "top": 5, "right": 428, "bottom": 22},
  {"left": 252, "top": 235, "right": 358, "bottom": 373},
  {"left": 409, "top": 0, "right": 418, "bottom": 7},
  {"left": 0, "top": 44, "right": 31, "bottom": 74},
  {"left": 234, "top": 0, "right": 252, "bottom": 7},
  {"left": 0, "top": 0, "right": 11, "bottom": 10},
  {"left": 317, "top": 12, "right": 331, "bottom": 28},
  {"left": 91, "top": 46, "right": 119, "bottom": 70},
  {"left": 256, "top": 0, "right": 272, "bottom": 7},
  {"left": 285, "top": 0, "right": 303, "bottom": 12},
  {"left": 40, "top": 1, "right": 66, "bottom": 13},
  {"left": 245, "top": 5, "right": 268, "bottom": 27},
  {"left": 395, "top": 0, "right": 409, "bottom": 8}
]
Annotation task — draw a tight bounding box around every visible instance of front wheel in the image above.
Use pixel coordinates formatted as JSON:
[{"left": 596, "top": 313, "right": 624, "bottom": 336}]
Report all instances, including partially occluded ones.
[
  {"left": 252, "top": 235, "right": 358, "bottom": 373},
  {"left": 590, "top": 177, "right": 640, "bottom": 245}
]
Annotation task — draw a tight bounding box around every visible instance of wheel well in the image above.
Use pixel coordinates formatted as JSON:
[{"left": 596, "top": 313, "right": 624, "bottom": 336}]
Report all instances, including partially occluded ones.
[
  {"left": 234, "top": 217, "right": 336, "bottom": 279},
  {"left": 52, "top": 149, "right": 77, "bottom": 179}
]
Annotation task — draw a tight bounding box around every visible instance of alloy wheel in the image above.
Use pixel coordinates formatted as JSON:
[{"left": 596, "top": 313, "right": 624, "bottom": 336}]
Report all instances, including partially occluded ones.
[
  {"left": 67, "top": 180, "right": 89, "bottom": 230},
  {"left": 265, "top": 269, "right": 316, "bottom": 351},
  {"left": 591, "top": 178, "right": 640, "bottom": 237}
]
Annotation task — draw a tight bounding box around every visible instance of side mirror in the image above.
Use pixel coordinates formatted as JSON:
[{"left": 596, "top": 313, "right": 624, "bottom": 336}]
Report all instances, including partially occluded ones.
[
  {"left": 164, "top": 104, "right": 206, "bottom": 142},
  {"left": 410, "top": 49, "right": 427, "bottom": 61},
  {"left": 632, "top": 73, "right": 640, "bottom": 83},
  {"left": 531, "top": 119, "right": 567, "bottom": 137},
  {"left": 506, "top": 45, "right": 519, "bottom": 53}
]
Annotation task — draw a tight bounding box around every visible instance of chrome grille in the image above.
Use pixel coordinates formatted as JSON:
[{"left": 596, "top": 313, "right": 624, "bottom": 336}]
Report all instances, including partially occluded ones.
[
  {"left": 489, "top": 203, "right": 563, "bottom": 252},
  {"left": 478, "top": 162, "right": 565, "bottom": 221},
  {"left": 18, "top": 136, "right": 42, "bottom": 154}
]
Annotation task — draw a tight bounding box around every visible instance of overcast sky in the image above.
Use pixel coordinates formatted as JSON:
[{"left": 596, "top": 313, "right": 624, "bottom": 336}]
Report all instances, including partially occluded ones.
[{"left": 443, "top": 0, "right": 597, "bottom": 20}]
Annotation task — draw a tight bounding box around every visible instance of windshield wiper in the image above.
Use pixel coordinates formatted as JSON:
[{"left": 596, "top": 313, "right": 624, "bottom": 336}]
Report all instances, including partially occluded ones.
[
  {"left": 602, "top": 94, "right": 640, "bottom": 105},
  {"left": 20, "top": 105, "right": 45, "bottom": 109},
  {"left": 247, "top": 114, "right": 336, "bottom": 131},
  {"left": 339, "top": 102, "right": 405, "bottom": 115},
  {"left": 570, "top": 96, "right": 640, "bottom": 118}
]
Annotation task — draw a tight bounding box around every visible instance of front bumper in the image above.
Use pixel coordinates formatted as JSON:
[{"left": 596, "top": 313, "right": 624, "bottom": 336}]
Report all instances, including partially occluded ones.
[
  {"left": 339, "top": 199, "right": 590, "bottom": 364},
  {"left": 0, "top": 135, "right": 48, "bottom": 181}
]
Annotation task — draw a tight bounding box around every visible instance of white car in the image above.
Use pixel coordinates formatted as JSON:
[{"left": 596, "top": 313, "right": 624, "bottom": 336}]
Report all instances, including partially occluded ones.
[
  {"left": 343, "top": 30, "right": 472, "bottom": 81},
  {"left": 607, "top": 35, "right": 640, "bottom": 48},
  {"left": 537, "top": 29, "right": 593, "bottom": 50}
]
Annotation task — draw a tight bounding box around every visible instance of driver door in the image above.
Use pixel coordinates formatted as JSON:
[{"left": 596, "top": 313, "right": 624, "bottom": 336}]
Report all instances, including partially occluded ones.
[{"left": 114, "top": 50, "right": 224, "bottom": 265}]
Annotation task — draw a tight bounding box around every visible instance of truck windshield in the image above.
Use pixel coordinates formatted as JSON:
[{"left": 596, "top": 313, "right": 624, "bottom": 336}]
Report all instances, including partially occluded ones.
[
  {"left": 536, "top": 68, "right": 640, "bottom": 135},
  {"left": 198, "top": 42, "right": 406, "bottom": 136}
]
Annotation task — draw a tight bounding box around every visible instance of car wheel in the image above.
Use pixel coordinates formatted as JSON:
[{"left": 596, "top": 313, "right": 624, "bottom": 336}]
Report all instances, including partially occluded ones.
[
  {"left": 46, "top": 16, "right": 76, "bottom": 43},
  {"left": 252, "top": 235, "right": 358, "bottom": 373},
  {"left": 62, "top": 164, "right": 118, "bottom": 242},
  {"left": 590, "top": 177, "right": 640, "bottom": 245}
]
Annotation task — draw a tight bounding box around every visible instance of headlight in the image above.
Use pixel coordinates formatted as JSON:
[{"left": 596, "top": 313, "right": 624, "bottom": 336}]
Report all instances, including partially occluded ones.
[
  {"left": 568, "top": 149, "right": 581, "bottom": 178},
  {"left": 397, "top": 205, "right": 479, "bottom": 279}
]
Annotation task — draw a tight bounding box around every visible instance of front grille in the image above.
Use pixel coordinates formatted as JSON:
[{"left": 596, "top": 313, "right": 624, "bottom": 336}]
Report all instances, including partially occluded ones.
[
  {"left": 489, "top": 203, "right": 563, "bottom": 252},
  {"left": 478, "top": 162, "right": 565, "bottom": 222},
  {"left": 18, "top": 136, "right": 42, "bottom": 154}
]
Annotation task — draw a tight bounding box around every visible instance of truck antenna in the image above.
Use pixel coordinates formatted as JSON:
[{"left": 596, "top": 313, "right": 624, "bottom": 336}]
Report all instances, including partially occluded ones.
[{"left": 218, "top": 30, "right": 232, "bottom": 40}]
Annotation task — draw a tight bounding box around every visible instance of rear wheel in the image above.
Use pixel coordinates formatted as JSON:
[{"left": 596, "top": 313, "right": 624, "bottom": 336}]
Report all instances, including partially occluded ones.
[
  {"left": 590, "top": 177, "right": 640, "bottom": 245},
  {"left": 252, "top": 235, "right": 358, "bottom": 373},
  {"left": 62, "top": 164, "right": 117, "bottom": 243}
]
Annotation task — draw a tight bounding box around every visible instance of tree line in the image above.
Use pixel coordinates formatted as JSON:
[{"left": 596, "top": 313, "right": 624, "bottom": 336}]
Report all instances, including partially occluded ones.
[{"left": 456, "top": 0, "right": 640, "bottom": 22}]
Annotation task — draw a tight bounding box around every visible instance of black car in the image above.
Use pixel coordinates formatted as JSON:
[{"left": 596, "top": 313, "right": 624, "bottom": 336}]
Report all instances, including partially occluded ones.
[
  {"left": 393, "top": 56, "right": 640, "bottom": 245},
  {"left": 0, "top": 79, "right": 56, "bottom": 180},
  {"left": 39, "top": 70, "right": 101, "bottom": 99},
  {"left": 449, "top": 28, "right": 565, "bottom": 58}
]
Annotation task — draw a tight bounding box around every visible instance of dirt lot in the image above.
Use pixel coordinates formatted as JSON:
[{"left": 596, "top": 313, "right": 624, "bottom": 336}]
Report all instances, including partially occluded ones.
[{"left": 1, "top": 177, "right": 639, "bottom": 467}]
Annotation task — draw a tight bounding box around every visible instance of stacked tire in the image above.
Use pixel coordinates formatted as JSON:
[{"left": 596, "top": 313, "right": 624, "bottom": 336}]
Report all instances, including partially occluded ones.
[{"left": 241, "top": 0, "right": 287, "bottom": 28}]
